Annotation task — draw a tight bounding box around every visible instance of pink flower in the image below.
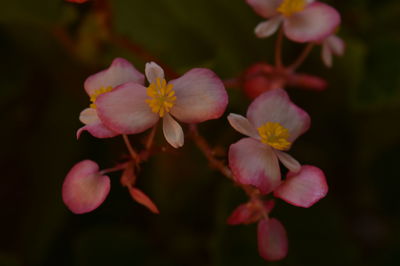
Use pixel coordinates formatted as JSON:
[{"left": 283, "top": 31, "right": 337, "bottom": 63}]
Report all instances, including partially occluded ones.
[
  {"left": 62, "top": 160, "right": 111, "bottom": 214},
  {"left": 77, "top": 58, "right": 145, "bottom": 139},
  {"left": 228, "top": 88, "right": 310, "bottom": 194},
  {"left": 246, "top": 0, "right": 340, "bottom": 42},
  {"left": 96, "top": 62, "right": 228, "bottom": 148},
  {"left": 321, "top": 34, "right": 345, "bottom": 67},
  {"left": 257, "top": 218, "right": 288, "bottom": 261}
]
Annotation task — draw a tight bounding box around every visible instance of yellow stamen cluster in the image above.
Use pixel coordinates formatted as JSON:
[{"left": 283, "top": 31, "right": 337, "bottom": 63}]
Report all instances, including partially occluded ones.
[
  {"left": 277, "top": 0, "right": 306, "bottom": 17},
  {"left": 258, "top": 122, "right": 291, "bottom": 150},
  {"left": 89, "top": 86, "right": 113, "bottom": 108},
  {"left": 146, "top": 78, "right": 176, "bottom": 117}
]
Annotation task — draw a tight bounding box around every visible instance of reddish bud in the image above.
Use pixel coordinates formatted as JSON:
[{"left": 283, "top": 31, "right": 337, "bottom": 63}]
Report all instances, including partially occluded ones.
[
  {"left": 227, "top": 202, "right": 261, "bottom": 225},
  {"left": 66, "top": 0, "right": 89, "bottom": 3},
  {"left": 287, "top": 73, "right": 327, "bottom": 91},
  {"left": 129, "top": 187, "right": 160, "bottom": 214},
  {"left": 120, "top": 162, "right": 136, "bottom": 187}
]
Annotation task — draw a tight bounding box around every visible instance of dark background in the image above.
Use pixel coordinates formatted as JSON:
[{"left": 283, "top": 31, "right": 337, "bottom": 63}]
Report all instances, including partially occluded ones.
[{"left": 1, "top": 0, "right": 399, "bottom": 265}]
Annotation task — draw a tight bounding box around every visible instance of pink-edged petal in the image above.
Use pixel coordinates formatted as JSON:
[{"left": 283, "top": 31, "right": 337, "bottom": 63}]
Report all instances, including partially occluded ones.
[
  {"left": 162, "top": 113, "right": 184, "bottom": 148},
  {"left": 274, "top": 150, "right": 301, "bottom": 173},
  {"left": 227, "top": 113, "right": 259, "bottom": 139},
  {"left": 229, "top": 138, "right": 280, "bottom": 194},
  {"left": 321, "top": 41, "right": 333, "bottom": 67},
  {"left": 96, "top": 82, "right": 159, "bottom": 134},
  {"left": 246, "top": 0, "right": 282, "bottom": 18},
  {"left": 255, "top": 16, "right": 283, "bottom": 38},
  {"left": 169, "top": 68, "right": 228, "bottom": 123},
  {"left": 258, "top": 218, "right": 288, "bottom": 261},
  {"left": 145, "top": 61, "right": 164, "bottom": 84},
  {"left": 62, "top": 160, "right": 110, "bottom": 214},
  {"left": 247, "top": 88, "right": 310, "bottom": 142},
  {"left": 283, "top": 2, "right": 340, "bottom": 43},
  {"left": 274, "top": 165, "right": 328, "bottom": 208},
  {"left": 77, "top": 108, "right": 118, "bottom": 139},
  {"left": 84, "top": 57, "right": 145, "bottom": 96}
]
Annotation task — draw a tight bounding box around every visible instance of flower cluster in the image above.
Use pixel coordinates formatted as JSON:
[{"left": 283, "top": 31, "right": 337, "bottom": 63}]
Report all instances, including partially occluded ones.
[{"left": 62, "top": 0, "right": 345, "bottom": 262}]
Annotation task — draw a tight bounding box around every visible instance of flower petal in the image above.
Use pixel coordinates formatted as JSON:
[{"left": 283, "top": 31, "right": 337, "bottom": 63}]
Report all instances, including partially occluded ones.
[
  {"left": 246, "top": 88, "right": 310, "bottom": 142},
  {"left": 274, "top": 150, "right": 301, "bottom": 173},
  {"left": 96, "top": 82, "right": 159, "bottom": 134},
  {"left": 170, "top": 68, "right": 228, "bottom": 123},
  {"left": 229, "top": 138, "right": 280, "bottom": 194},
  {"left": 84, "top": 57, "right": 145, "bottom": 96},
  {"left": 258, "top": 218, "right": 288, "bottom": 261},
  {"left": 246, "top": 0, "right": 282, "bottom": 18},
  {"left": 163, "top": 113, "right": 184, "bottom": 148},
  {"left": 227, "top": 113, "right": 259, "bottom": 139},
  {"left": 255, "top": 16, "right": 283, "bottom": 38},
  {"left": 62, "top": 160, "right": 110, "bottom": 214},
  {"left": 129, "top": 187, "right": 160, "bottom": 214},
  {"left": 327, "top": 35, "right": 345, "bottom": 56},
  {"left": 145, "top": 61, "right": 165, "bottom": 84},
  {"left": 321, "top": 40, "right": 333, "bottom": 67},
  {"left": 283, "top": 2, "right": 340, "bottom": 43},
  {"left": 77, "top": 108, "right": 118, "bottom": 139},
  {"left": 274, "top": 165, "right": 328, "bottom": 208}
]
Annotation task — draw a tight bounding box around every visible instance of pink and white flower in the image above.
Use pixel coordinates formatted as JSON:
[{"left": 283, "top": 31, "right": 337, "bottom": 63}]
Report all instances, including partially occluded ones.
[
  {"left": 96, "top": 62, "right": 228, "bottom": 148},
  {"left": 321, "top": 34, "right": 345, "bottom": 67},
  {"left": 62, "top": 160, "right": 111, "bottom": 214},
  {"left": 77, "top": 58, "right": 145, "bottom": 139},
  {"left": 228, "top": 88, "right": 310, "bottom": 194},
  {"left": 246, "top": 0, "right": 340, "bottom": 43}
]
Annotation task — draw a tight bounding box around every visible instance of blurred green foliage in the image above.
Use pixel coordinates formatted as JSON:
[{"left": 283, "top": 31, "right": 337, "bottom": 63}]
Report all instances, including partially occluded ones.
[{"left": 0, "top": 0, "right": 399, "bottom": 265}]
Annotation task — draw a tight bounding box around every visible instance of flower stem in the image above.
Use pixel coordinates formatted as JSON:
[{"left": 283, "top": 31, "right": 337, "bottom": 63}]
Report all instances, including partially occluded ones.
[
  {"left": 145, "top": 124, "right": 158, "bottom": 150},
  {"left": 122, "top": 134, "right": 140, "bottom": 163},
  {"left": 288, "top": 43, "right": 314, "bottom": 71},
  {"left": 100, "top": 162, "right": 129, "bottom": 175},
  {"left": 275, "top": 27, "right": 284, "bottom": 70}
]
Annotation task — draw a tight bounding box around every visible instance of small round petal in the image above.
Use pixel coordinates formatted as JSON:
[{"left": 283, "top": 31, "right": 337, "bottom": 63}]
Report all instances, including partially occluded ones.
[
  {"left": 247, "top": 88, "right": 310, "bottom": 142},
  {"left": 77, "top": 108, "right": 119, "bottom": 139},
  {"left": 145, "top": 62, "right": 165, "bottom": 84},
  {"left": 163, "top": 113, "right": 184, "bottom": 148},
  {"left": 62, "top": 160, "right": 110, "bottom": 214},
  {"left": 283, "top": 2, "right": 340, "bottom": 43},
  {"left": 258, "top": 218, "right": 288, "bottom": 261},
  {"left": 274, "top": 165, "right": 328, "bottom": 208},
  {"left": 255, "top": 16, "right": 283, "bottom": 38},
  {"left": 229, "top": 138, "right": 280, "bottom": 194},
  {"left": 246, "top": 0, "right": 282, "bottom": 18},
  {"left": 84, "top": 58, "right": 145, "bottom": 96},
  {"left": 227, "top": 113, "right": 259, "bottom": 139},
  {"left": 96, "top": 82, "right": 159, "bottom": 134},
  {"left": 274, "top": 150, "right": 301, "bottom": 173},
  {"left": 170, "top": 68, "right": 228, "bottom": 123}
]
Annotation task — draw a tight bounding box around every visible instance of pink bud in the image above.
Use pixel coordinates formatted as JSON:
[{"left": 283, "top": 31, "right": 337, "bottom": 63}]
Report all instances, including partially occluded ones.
[
  {"left": 62, "top": 160, "right": 110, "bottom": 214},
  {"left": 258, "top": 218, "right": 288, "bottom": 261},
  {"left": 227, "top": 202, "right": 261, "bottom": 225},
  {"left": 242, "top": 63, "right": 284, "bottom": 99},
  {"left": 287, "top": 73, "right": 327, "bottom": 91}
]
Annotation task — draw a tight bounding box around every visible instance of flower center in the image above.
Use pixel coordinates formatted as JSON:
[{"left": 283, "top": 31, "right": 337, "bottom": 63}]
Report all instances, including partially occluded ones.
[
  {"left": 277, "top": 0, "right": 306, "bottom": 17},
  {"left": 89, "top": 86, "right": 113, "bottom": 108},
  {"left": 145, "top": 78, "right": 177, "bottom": 117},
  {"left": 258, "top": 122, "right": 291, "bottom": 150}
]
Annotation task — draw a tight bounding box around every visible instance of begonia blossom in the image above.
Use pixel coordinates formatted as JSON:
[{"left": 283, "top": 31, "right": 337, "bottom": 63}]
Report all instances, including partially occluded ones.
[
  {"left": 257, "top": 218, "right": 288, "bottom": 261},
  {"left": 228, "top": 88, "right": 310, "bottom": 194},
  {"left": 96, "top": 62, "right": 228, "bottom": 148},
  {"left": 62, "top": 160, "right": 110, "bottom": 214},
  {"left": 246, "top": 0, "right": 340, "bottom": 43},
  {"left": 320, "top": 34, "right": 345, "bottom": 67},
  {"left": 77, "top": 58, "right": 145, "bottom": 139}
]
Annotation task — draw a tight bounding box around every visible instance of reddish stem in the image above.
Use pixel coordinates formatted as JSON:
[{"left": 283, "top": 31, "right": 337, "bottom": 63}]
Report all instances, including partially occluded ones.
[
  {"left": 275, "top": 28, "right": 284, "bottom": 70},
  {"left": 288, "top": 43, "right": 315, "bottom": 72}
]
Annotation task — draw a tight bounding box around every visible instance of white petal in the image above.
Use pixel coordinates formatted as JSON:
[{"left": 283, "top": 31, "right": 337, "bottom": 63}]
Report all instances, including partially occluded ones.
[
  {"left": 145, "top": 62, "right": 165, "bottom": 84},
  {"left": 227, "top": 113, "right": 259, "bottom": 139},
  {"left": 321, "top": 41, "right": 333, "bottom": 67},
  {"left": 79, "top": 108, "right": 100, "bottom": 125},
  {"left": 327, "top": 35, "right": 345, "bottom": 56},
  {"left": 274, "top": 150, "right": 301, "bottom": 173},
  {"left": 163, "top": 113, "right": 184, "bottom": 148},
  {"left": 255, "top": 16, "right": 283, "bottom": 38}
]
